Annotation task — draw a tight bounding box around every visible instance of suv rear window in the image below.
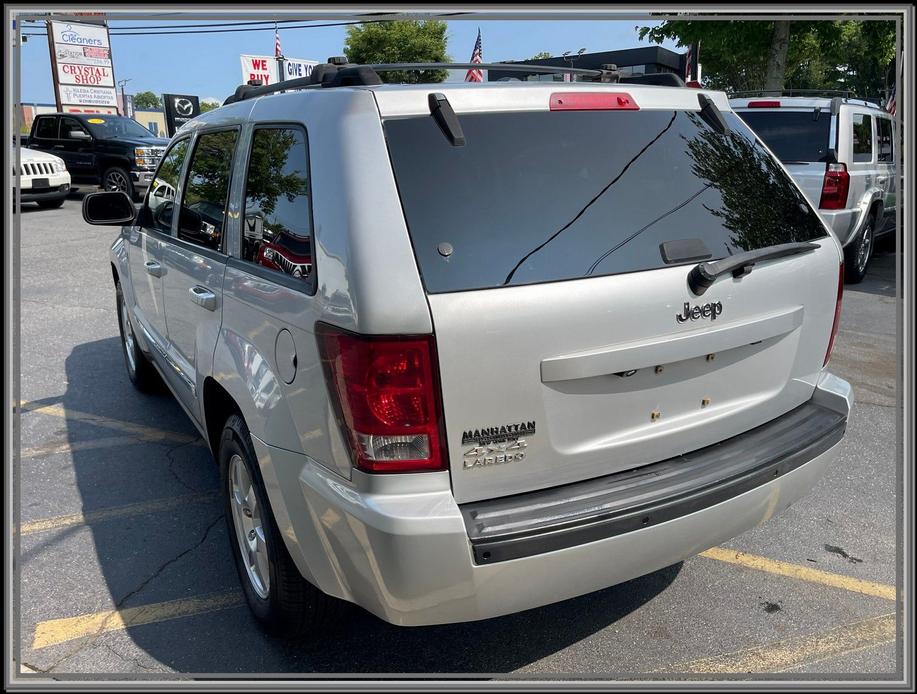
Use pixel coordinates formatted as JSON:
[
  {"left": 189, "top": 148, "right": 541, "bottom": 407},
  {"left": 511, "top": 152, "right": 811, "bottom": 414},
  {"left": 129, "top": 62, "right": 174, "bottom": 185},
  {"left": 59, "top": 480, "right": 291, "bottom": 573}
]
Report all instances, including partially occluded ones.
[
  {"left": 736, "top": 110, "right": 832, "bottom": 163},
  {"left": 384, "top": 108, "right": 827, "bottom": 294}
]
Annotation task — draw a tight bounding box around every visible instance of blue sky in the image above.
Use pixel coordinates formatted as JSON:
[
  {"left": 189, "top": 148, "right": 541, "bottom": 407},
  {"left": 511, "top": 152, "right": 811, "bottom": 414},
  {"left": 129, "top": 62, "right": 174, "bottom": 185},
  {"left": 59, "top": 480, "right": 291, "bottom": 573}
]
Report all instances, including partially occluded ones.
[{"left": 19, "top": 18, "right": 679, "bottom": 105}]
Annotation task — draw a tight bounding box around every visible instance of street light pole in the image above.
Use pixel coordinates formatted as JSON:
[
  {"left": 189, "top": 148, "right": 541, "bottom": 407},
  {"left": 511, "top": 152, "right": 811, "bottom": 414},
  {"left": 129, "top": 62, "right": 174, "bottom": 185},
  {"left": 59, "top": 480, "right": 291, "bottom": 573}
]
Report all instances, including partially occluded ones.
[{"left": 117, "top": 78, "right": 131, "bottom": 117}]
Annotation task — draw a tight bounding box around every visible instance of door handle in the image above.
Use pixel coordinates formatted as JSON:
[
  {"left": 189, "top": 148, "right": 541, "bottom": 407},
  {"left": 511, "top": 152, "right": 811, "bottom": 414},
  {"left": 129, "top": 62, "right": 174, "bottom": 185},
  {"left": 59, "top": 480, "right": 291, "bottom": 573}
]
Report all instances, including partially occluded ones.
[
  {"left": 189, "top": 285, "right": 217, "bottom": 311},
  {"left": 52, "top": 145, "right": 65, "bottom": 150},
  {"left": 144, "top": 260, "right": 162, "bottom": 277}
]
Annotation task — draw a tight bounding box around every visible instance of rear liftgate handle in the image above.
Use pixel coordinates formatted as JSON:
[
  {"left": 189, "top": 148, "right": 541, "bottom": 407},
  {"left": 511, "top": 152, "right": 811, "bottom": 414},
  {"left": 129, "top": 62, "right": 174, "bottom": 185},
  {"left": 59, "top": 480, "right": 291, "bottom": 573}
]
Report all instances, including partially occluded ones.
[{"left": 189, "top": 285, "right": 217, "bottom": 311}]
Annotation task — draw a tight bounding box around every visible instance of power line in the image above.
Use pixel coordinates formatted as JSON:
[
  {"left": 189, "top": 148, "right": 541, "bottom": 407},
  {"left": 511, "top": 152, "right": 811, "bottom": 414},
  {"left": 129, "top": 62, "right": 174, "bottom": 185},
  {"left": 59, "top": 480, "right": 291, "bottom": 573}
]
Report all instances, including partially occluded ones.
[
  {"left": 23, "top": 15, "right": 398, "bottom": 30},
  {"left": 20, "top": 13, "right": 463, "bottom": 37},
  {"left": 21, "top": 17, "right": 398, "bottom": 38}
]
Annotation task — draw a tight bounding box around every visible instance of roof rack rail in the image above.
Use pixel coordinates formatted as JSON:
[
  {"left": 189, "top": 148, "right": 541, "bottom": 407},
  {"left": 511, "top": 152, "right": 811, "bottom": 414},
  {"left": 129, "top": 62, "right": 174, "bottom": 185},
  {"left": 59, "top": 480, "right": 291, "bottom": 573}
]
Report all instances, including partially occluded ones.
[
  {"left": 223, "top": 60, "right": 621, "bottom": 105},
  {"left": 729, "top": 89, "right": 860, "bottom": 99}
]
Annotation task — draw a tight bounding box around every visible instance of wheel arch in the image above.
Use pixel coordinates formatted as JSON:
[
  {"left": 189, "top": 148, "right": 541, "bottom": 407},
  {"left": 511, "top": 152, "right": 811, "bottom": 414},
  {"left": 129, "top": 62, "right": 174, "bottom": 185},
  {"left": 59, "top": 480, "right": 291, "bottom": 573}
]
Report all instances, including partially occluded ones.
[{"left": 202, "top": 376, "right": 245, "bottom": 457}]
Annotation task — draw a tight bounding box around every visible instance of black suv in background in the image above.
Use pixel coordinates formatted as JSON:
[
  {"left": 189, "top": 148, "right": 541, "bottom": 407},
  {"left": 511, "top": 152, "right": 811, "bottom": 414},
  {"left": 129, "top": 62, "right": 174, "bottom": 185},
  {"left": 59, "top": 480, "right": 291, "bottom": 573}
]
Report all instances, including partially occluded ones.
[{"left": 27, "top": 113, "right": 168, "bottom": 200}]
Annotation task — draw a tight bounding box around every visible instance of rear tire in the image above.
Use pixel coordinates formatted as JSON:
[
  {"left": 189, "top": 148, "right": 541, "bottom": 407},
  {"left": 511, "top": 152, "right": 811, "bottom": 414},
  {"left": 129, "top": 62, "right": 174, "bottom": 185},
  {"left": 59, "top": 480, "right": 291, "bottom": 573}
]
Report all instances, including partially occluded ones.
[
  {"left": 219, "top": 414, "right": 345, "bottom": 637},
  {"left": 844, "top": 213, "right": 875, "bottom": 284},
  {"left": 37, "top": 198, "right": 65, "bottom": 209},
  {"left": 116, "top": 282, "right": 160, "bottom": 392}
]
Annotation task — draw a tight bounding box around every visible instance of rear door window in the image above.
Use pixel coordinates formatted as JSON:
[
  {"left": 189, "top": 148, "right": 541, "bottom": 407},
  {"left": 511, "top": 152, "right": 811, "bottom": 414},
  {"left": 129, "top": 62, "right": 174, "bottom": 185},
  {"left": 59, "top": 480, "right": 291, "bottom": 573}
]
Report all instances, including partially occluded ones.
[
  {"left": 384, "top": 108, "right": 827, "bottom": 294},
  {"left": 33, "top": 116, "right": 59, "bottom": 140},
  {"left": 852, "top": 114, "right": 873, "bottom": 162},
  {"left": 734, "top": 110, "right": 831, "bottom": 163},
  {"left": 876, "top": 117, "right": 893, "bottom": 163}
]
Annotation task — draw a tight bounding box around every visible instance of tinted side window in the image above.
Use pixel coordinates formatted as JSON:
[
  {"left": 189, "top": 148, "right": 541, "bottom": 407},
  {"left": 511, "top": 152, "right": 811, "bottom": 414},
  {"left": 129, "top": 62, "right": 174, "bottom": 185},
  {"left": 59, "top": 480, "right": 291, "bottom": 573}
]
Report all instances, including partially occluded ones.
[
  {"left": 852, "top": 114, "right": 873, "bottom": 162},
  {"left": 34, "top": 116, "right": 58, "bottom": 139},
  {"left": 241, "top": 127, "right": 312, "bottom": 281},
  {"left": 60, "top": 117, "right": 90, "bottom": 140},
  {"left": 144, "top": 138, "right": 189, "bottom": 234},
  {"left": 178, "top": 130, "right": 238, "bottom": 251},
  {"left": 877, "top": 117, "right": 893, "bottom": 163}
]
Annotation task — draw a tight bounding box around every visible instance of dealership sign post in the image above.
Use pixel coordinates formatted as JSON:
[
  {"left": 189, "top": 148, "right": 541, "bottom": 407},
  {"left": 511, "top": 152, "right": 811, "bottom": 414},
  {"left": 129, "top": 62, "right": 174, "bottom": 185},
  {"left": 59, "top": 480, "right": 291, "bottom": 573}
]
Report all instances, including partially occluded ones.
[
  {"left": 47, "top": 19, "right": 120, "bottom": 114},
  {"left": 162, "top": 94, "right": 201, "bottom": 136}
]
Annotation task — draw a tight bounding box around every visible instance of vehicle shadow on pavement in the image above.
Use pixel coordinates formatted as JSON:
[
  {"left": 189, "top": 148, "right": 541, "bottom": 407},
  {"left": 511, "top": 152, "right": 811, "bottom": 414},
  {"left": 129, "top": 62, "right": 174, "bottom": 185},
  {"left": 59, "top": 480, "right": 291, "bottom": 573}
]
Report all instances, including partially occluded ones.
[{"left": 55, "top": 337, "right": 680, "bottom": 674}]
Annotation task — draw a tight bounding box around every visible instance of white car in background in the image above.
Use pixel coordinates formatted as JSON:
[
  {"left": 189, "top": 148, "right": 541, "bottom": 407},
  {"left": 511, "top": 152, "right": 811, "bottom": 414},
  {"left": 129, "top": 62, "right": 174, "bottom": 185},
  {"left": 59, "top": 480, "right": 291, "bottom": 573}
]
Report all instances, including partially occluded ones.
[{"left": 15, "top": 147, "right": 71, "bottom": 209}]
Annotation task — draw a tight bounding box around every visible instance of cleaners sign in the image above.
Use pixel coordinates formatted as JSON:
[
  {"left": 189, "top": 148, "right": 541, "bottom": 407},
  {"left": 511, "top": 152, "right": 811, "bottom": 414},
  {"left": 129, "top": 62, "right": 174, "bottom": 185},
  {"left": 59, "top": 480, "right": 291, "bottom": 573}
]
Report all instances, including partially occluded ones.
[{"left": 48, "top": 19, "right": 120, "bottom": 114}]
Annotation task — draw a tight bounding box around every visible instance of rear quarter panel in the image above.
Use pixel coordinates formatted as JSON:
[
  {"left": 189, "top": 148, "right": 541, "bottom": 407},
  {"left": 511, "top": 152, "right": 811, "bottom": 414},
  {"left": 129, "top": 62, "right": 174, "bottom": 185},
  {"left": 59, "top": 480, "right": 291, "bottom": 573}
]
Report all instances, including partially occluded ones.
[{"left": 210, "top": 89, "right": 433, "bottom": 481}]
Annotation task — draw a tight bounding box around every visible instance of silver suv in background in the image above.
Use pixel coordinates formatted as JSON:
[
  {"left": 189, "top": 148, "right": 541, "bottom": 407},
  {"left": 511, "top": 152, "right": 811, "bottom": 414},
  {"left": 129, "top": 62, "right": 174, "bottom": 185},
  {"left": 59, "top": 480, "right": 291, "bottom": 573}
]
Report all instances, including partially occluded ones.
[
  {"left": 731, "top": 95, "right": 897, "bottom": 283},
  {"left": 83, "top": 62, "right": 852, "bottom": 636}
]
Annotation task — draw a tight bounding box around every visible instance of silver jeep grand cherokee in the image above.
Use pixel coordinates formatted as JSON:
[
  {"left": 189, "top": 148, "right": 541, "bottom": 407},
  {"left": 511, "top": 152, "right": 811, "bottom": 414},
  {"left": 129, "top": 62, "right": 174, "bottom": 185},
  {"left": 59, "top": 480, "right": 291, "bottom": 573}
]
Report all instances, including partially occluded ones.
[{"left": 83, "top": 61, "right": 852, "bottom": 636}]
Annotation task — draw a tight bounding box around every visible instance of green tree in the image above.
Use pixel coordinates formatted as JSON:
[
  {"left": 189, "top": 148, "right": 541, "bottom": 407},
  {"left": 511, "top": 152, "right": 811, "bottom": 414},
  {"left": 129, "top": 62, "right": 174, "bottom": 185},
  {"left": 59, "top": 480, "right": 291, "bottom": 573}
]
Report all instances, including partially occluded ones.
[
  {"left": 638, "top": 20, "right": 894, "bottom": 97},
  {"left": 199, "top": 101, "right": 219, "bottom": 113},
  {"left": 529, "top": 51, "right": 552, "bottom": 60},
  {"left": 344, "top": 20, "right": 449, "bottom": 83},
  {"left": 132, "top": 91, "right": 162, "bottom": 110}
]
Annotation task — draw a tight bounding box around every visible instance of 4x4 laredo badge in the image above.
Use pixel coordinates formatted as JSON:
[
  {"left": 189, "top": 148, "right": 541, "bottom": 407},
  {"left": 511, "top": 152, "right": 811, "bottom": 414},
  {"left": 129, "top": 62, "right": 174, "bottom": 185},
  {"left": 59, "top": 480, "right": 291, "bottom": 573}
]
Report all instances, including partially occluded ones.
[{"left": 462, "top": 421, "right": 535, "bottom": 470}]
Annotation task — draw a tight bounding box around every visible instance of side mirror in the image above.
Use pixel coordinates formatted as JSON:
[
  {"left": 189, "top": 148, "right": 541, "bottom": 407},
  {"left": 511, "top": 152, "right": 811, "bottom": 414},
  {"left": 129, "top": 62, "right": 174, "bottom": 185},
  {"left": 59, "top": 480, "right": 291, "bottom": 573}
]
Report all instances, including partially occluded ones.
[
  {"left": 68, "top": 130, "right": 91, "bottom": 140},
  {"left": 82, "top": 191, "right": 136, "bottom": 225}
]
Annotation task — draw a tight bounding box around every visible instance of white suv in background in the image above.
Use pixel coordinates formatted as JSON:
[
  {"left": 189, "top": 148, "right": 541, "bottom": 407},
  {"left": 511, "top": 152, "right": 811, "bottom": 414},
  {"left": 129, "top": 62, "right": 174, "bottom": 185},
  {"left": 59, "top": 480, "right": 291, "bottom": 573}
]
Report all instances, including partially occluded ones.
[
  {"left": 15, "top": 148, "right": 71, "bottom": 209},
  {"left": 731, "top": 96, "right": 897, "bottom": 283}
]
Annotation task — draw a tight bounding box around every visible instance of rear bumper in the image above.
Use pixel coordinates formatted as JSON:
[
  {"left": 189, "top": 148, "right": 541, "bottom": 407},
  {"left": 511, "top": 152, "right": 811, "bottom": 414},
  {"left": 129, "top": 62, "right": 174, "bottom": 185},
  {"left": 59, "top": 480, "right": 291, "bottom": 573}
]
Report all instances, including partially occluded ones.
[
  {"left": 819, "top": 207, "right": 867, "bottom": 246},
  {"left": 257, "top": 372, "right": 851, "bottom": 626}
]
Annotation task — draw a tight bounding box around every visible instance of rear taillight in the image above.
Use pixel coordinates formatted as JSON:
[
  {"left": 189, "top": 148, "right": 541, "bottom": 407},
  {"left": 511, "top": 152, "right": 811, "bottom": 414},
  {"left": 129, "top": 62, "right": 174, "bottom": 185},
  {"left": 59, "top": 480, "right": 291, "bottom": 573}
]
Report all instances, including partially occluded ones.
[
  {"left": 819, "top": 163, "right": 850, "bottom": 210},
  {"left": 549, "top": 92, "right": 638, "bottom": 111},
  {"left": 747, "top": 100, "right": 781, "bottom": 108},
  {"left": 824, "top": 263, "right": 844, "bottom": 367},
  {"left": 316, "top": 323, "right": 447, "bottom": 473}
]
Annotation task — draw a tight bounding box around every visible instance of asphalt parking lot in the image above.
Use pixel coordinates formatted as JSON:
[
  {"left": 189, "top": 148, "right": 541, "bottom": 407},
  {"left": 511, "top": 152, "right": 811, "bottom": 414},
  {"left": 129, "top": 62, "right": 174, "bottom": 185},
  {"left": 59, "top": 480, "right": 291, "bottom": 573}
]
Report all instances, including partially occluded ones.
[{"left": 14, "top": 193, "right": 901, "bottom": 679}]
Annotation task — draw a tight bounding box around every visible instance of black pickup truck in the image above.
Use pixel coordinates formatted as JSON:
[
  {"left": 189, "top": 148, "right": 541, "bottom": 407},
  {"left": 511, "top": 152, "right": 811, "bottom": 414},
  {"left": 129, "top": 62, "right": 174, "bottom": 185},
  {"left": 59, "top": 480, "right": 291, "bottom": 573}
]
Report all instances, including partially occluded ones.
[{"left": 27, "top": 113, "right": 168, "bottom": 200}]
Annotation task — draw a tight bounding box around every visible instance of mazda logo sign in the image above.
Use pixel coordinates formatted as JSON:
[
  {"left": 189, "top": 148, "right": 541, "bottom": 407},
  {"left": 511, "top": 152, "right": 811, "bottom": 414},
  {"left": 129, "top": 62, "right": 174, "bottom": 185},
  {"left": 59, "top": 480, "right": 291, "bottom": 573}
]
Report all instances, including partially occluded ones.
[{"left": 174, "top": 98, "right": 194, "bottom": 116}]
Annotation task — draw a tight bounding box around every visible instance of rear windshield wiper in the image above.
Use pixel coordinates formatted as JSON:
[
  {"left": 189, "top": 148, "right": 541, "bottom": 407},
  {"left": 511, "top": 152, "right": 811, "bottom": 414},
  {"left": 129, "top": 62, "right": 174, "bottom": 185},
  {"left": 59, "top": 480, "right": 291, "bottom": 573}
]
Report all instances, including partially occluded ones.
[{"left": 687, "top": 241, "right": 820, "bottom": 296}]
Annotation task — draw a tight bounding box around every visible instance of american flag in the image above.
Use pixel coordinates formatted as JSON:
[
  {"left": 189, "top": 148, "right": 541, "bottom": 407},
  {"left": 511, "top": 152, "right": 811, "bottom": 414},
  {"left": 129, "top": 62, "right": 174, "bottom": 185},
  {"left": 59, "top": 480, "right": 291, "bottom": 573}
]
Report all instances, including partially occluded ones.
[
  {"left": 885, "top": 82, "right": 896, "bottom": 116},
  {"left": 465, "top": 28, "right": 484, "bottom": 83},
  {"left": 275, "top": 28, "right": 282, "bottom": 58}
]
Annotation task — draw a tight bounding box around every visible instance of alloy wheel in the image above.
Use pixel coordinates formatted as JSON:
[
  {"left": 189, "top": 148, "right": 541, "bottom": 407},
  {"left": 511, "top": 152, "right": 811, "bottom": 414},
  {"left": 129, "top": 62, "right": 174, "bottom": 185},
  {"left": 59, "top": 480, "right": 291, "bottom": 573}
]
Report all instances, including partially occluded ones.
[
  {"left": 120, "top": 295, "right": 137, "bottom": 376},
  {"left": 105, "top": 170, "right": 129, "bottom": 192},
  {"left": 857, "top": 221, "right": 874, "bottom": 276},
  {"left": 228, "top": 454, "right": 270, "bottom": 599}
]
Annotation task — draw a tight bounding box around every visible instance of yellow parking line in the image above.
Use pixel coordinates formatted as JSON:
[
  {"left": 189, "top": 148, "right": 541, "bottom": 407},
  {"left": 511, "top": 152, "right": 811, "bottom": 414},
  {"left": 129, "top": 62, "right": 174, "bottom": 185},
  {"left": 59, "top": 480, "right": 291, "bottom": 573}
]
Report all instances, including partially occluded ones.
[
  {"left": 19, "top": 493, "right": 219, "bottom": 536},
  {"left": 20, "top": 435, "right": 207, "bottom": 460},
  {"left": 18, "top": 401, "right": 201, "bottom": 446},
  {"left": 662, "top": 612, "right": 896, "bottom": 673},
  {"left": 700, "top": 547, "right": 896, "bottom": 601},
  {"left": 32, "top": 591, "right": 243, "bottom": 649},
  {"left": 22, "top": 436, "right": 142, "bottom": 460}
]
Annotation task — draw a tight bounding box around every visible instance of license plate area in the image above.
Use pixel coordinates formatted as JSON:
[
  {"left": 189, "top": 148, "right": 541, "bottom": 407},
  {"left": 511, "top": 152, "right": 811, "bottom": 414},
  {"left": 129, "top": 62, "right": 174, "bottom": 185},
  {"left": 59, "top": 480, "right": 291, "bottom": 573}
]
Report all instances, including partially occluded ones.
[{"left": 32, "top": 178, "right": 50, "bottom": 188}]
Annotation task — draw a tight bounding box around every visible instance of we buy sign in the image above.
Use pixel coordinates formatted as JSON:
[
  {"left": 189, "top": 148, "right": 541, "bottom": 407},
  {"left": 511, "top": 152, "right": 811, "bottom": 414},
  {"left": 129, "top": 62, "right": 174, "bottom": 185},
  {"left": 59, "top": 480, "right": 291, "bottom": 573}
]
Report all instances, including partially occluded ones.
[{"left": 240, "top": 55, "right": 278, "bottom": 85}]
